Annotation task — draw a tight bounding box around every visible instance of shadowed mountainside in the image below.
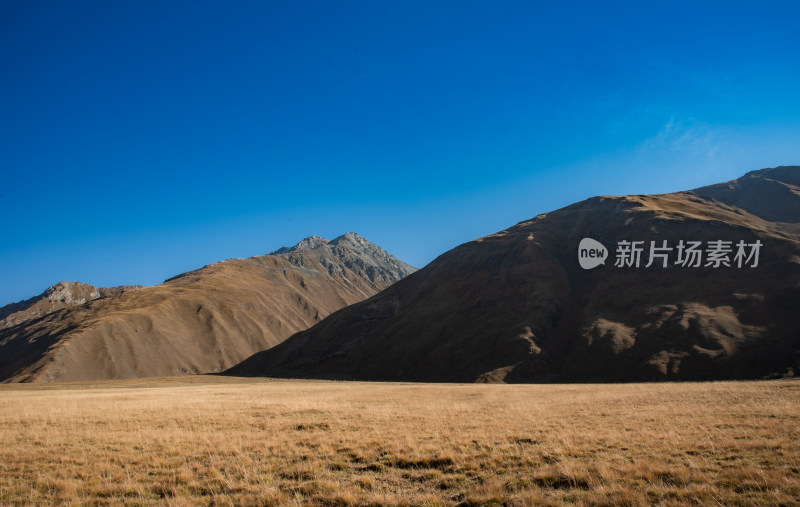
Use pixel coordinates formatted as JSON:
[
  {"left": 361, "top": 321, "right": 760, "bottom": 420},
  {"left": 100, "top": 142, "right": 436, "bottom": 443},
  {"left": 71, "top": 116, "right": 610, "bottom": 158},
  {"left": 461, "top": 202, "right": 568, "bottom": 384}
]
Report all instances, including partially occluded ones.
[
  {"left": 229, "top": 167, "right": 800, "bottom": 382},
  {"left": 0, "top": 233, "right": 415, "bottom": 383}
]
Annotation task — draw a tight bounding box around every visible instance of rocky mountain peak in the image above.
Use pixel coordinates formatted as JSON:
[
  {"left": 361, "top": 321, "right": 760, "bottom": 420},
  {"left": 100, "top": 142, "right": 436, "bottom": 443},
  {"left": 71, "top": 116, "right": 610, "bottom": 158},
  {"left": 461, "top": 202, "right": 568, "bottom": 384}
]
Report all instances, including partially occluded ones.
[
  {"left": 43, "top": 281, "right": 101, "bottom": 305},
  {"left": 271, "top": 232, "right": 417, "bottom": 284},
  {"left": 270, "top": 236, "right": 330, "bottom": 255},
  {"left": 330, "top": 231, "right": 367, "bottom": 245},
  {"left": 328, "top": 232, "right": 386, "bottom": 253},
  {"left": 1, "top": 282, "right": 140, "bottom": 330},
  {"left": 0, "top": 281, "right": 101, "bottom": 329}
]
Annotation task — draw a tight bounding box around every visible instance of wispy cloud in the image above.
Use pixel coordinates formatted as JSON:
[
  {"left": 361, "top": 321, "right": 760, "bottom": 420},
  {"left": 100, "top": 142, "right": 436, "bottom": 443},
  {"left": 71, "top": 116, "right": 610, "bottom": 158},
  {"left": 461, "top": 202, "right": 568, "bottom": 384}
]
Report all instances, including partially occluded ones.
[
  {"left": 537, "top": 116, "right": 800, "bottom": 199},
  {"left": 646, "top": 117, "right": 721, "bottom": 158},
  {"left": 662, "top": 117, "right": 796, "bottom": 171}
]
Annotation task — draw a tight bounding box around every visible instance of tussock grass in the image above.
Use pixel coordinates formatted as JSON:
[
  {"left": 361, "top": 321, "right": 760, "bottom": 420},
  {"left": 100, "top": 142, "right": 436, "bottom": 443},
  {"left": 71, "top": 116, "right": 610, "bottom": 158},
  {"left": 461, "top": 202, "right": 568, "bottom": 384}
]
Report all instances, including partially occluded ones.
[{"left": 0, "top": 377, "right": 798, "bottom": 505}]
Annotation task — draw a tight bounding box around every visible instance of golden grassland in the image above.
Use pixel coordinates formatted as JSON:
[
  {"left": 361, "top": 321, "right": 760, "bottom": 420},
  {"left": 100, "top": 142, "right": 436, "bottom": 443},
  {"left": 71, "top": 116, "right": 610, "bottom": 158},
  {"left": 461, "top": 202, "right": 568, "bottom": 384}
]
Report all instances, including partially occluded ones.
[{"left": 0, "top": 377, "right": 798, "bottom": 506}]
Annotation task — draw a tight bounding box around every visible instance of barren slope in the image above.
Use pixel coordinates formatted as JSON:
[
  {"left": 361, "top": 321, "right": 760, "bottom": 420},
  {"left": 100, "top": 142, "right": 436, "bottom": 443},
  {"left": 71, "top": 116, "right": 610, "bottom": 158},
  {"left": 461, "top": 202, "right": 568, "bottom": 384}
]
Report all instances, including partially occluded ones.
[
  {"left": 229, "top": 167, "right": 800, "bottom": 382},
  {"left": 0, "top": 233, "right": 415, "bottom": 382}
]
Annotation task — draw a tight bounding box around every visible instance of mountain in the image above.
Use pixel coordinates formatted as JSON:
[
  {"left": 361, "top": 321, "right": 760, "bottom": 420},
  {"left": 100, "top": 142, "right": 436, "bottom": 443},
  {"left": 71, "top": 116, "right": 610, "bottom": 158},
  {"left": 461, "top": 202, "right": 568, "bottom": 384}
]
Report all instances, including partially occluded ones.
[
  {"left": 0, "top": 233, "right": 415, "bottom": 383},
  {"left": 228, "top": 167, "right": 800, "bottom": 382},
  {"left": 0, "top": 282, "right": 139, "bottom": 330}
]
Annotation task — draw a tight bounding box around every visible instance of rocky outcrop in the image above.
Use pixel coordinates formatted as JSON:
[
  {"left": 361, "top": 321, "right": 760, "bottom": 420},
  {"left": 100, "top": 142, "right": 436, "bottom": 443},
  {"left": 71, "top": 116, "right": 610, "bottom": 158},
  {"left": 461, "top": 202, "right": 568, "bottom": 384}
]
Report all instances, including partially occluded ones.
[{"left": 0, "top": 282, "right": 141, "bottom": 329}]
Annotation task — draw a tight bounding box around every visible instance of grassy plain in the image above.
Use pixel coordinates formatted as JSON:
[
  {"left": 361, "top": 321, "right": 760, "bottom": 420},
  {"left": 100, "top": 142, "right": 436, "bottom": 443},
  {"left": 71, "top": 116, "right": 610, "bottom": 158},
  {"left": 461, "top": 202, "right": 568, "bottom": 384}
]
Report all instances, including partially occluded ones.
[{"left": 0, "top": 377, "right": 798, "bottom": 506}]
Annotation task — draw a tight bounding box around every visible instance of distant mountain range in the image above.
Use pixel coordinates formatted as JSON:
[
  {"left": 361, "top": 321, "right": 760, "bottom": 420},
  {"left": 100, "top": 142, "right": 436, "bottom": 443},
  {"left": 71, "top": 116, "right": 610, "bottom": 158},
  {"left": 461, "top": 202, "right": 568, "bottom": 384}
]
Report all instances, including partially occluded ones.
[
  {"left": 5, "top": 167, "right": 799, "bottom": 384},
  {"left": 0, "top": 233, "right": 416, "bottom": 382},
  {"left": 229, "top": 167, "right": 800, "bottom": 382}
]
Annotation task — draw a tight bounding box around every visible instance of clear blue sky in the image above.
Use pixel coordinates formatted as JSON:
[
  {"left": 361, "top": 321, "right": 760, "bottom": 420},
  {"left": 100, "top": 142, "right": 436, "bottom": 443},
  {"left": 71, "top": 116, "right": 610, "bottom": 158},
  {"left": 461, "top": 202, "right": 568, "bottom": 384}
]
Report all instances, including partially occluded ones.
[{"left": 1, "top": 1, "right": 799, "bottom": 304}]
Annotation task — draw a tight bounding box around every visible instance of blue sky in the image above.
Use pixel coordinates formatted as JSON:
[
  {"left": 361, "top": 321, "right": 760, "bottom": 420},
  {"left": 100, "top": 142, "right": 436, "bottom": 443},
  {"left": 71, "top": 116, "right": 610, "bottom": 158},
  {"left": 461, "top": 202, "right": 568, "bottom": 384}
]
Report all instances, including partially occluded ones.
[{"left": 1, "top": 1, "right": 799, "bottom": 304}]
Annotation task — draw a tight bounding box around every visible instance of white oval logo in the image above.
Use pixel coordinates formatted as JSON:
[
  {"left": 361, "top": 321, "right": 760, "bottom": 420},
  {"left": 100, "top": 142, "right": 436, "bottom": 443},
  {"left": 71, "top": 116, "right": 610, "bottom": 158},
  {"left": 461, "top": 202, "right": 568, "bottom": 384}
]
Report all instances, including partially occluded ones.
[{"left": 578, "top": 238, "right": 608, "bottom": 270}]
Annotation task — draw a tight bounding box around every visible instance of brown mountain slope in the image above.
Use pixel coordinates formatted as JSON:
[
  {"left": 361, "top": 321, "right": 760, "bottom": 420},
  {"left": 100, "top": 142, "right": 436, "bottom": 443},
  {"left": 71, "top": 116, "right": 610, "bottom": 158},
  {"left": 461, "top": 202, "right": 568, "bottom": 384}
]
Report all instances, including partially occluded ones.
[
  {"left": 228, "top": 166, "right": 800, "bottom": 382},
  {"left": 0, "top": 233, "right": 415, "bottom": 383}
]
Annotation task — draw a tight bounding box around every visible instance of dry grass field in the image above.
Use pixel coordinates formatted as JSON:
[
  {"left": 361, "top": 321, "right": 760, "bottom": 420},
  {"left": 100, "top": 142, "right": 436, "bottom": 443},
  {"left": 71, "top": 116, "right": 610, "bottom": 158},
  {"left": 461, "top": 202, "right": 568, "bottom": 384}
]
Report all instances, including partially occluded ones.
[{"left": 0, "top": 377, "right": 798, "bottom": 506}]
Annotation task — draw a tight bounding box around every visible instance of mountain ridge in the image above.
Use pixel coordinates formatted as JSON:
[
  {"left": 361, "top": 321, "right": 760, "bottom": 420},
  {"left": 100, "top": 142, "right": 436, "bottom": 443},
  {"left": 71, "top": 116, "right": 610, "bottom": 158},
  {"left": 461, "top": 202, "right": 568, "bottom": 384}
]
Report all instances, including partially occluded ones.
[
  {"left": 228, "top": 166, "right": 800, "bottom": 383},
  {"left": 0, "top": 233, "right": 415, "bottom": 383}
]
